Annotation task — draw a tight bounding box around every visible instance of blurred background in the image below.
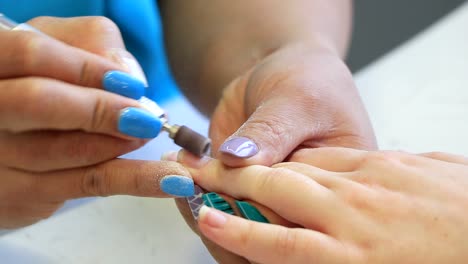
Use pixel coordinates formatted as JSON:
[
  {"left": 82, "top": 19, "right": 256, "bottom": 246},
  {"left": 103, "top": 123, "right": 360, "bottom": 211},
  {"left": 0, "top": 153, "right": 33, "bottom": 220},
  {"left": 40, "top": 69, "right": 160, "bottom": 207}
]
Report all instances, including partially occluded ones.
[{"left": 348, "top": 0, "right": 465, "bottom": 71}]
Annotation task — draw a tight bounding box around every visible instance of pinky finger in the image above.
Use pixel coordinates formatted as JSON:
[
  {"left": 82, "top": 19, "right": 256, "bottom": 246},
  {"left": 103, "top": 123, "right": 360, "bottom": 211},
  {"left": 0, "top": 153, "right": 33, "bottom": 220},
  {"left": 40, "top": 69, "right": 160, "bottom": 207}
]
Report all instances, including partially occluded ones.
[{"left": 198, "top": 206, "right": 355, "bottom": 264}]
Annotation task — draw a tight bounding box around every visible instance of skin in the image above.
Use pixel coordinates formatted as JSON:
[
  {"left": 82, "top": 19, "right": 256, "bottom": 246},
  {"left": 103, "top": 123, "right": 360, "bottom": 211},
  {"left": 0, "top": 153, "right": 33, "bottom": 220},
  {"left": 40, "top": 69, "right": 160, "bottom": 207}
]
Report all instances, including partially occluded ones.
[
  {"left": 160, "top": 1, "right": 373, "bottom": 261},
  {"left": 177, "top": 148, "right": 468, "bottom": 264},
  {"left": 0, "top": 17, "right": 191, "bottom": 229},
  {"left": 160, "top": 0, "right": 377, "bottom": 169}
]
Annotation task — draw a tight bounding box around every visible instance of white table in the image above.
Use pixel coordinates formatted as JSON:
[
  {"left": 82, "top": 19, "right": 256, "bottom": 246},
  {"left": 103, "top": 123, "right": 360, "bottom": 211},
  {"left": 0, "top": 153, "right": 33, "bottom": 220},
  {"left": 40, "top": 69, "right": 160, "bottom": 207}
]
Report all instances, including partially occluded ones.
[{"left": 1, "top": 3, "right": 468, "bottom": 263}]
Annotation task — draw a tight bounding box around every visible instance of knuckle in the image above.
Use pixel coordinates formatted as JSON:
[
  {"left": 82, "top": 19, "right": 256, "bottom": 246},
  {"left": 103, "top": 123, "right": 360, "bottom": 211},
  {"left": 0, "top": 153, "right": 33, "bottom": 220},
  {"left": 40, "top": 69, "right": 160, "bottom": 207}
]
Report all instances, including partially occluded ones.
[
  {"left": 84, "top": 16, "right": 120, "bottom": 36},
  {"left": 88, "top": 95, "right": 108, "bottom": 132},
  {"left": 274, "top": 228, "right": 298, "bottom": 260},
  {"left": 81, "top": 165, "right": 110, "bottom": 197},
  {"left": 358, "top": 151, "right": 404, "bottom": 168},
  {"left": 78, "top": 59, "right": 93, "bottom": 87},
  {"left": 27, "top": 16, "right": 55, "bottom": 25},
  {"left": 338, "top": 185, "right": 375, "bottom": 210},
  {"left": 253, "top": 167, "right": 282, "bottom": 192},
  {"left": 238, "top": 221, "right": 256, "bottom": 250},
  {"left": 242, "top": 115, "right": 288, "bottom": 150},
  {"left": 14, "top": 32, "right": 47, "bottom": 72},
  {"left": 10, "top": 78, "right": 49, "bottom": 120}
]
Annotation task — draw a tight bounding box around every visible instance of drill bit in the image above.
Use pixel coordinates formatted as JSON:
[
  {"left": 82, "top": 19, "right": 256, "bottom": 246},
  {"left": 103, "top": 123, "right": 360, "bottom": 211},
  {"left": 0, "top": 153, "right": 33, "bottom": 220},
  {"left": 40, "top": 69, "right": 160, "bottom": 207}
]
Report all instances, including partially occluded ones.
[{"left": 139, "top": 97, "right": 211, "bottom": 157}]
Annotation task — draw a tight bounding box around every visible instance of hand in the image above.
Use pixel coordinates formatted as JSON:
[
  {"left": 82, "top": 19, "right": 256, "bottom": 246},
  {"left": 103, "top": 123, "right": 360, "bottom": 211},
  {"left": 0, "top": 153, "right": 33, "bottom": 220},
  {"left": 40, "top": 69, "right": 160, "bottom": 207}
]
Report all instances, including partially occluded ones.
[
  {"left": 210, "top": 43, "right": 377, "bottom": 167},
  {"left": 163, "top": 151, "right": 290, "bottom": 264},
  {"left": 185, "top": 148, "right": 468, "bottom": 264},
  {"left": 0, "top": 17, "right": 193, "bottom": 229}
]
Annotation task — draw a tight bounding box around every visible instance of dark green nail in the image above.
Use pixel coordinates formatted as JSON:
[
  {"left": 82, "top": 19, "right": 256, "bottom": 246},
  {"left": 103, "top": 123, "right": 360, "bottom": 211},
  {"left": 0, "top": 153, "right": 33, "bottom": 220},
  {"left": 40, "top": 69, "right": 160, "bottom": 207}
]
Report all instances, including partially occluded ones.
[
  {"left": 202, "top": 192, "right": 235, "bottom": 215},
  {"left": 235, "top": 201, "right": 269, "bottom": 223}
]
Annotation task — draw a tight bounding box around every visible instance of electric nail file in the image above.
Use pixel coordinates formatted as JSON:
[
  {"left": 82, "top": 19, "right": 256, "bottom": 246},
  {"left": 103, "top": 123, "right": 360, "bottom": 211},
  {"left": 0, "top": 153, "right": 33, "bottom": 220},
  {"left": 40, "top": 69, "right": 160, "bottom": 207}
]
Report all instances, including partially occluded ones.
[{"left": 0, "top": 13, "right": 211, "bottom": 157}]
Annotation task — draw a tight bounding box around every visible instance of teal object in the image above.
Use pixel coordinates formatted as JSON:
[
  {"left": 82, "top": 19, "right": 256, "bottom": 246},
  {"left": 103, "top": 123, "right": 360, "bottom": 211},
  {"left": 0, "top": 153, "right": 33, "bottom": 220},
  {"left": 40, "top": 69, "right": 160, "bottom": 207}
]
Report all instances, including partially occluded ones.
[
  {"left": 0, "top": 0, "right": 180, "bottom": 104},
  {"left": 118, "top": 107, "right": 163, "bottom": 138},
  {"left": 235, "top": 201, "right": 269, "bottom": 223},
  {"left": 202, "top": 193, "right": 235, "bottom": 215}
]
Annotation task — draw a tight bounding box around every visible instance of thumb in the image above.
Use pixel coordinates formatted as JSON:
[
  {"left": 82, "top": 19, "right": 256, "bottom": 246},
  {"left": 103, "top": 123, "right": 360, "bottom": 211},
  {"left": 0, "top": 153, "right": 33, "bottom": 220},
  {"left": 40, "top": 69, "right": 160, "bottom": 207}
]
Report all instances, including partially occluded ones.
[{"left": 217, "top": 98, "right": 316, "bottom": 167}]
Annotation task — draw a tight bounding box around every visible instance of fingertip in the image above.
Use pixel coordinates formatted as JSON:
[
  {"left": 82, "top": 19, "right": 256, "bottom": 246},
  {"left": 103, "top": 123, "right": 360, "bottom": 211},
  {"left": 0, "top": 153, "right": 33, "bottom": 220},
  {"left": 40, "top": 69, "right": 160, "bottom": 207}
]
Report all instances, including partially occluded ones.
[
  {"left": 103, "top": 70, "right": 145, "bottom": 100},
  {"left": 161, "top": 150, "right": 178, "bottom": 161},
  {"left": 160, "top": 175, "right": 195, "bottom": 197},
  {"left": 118, "top": 107, "right": 162, "bottom": 138},
  {"left": 198, "top": 205, "right": 228, "bottom": 229}
]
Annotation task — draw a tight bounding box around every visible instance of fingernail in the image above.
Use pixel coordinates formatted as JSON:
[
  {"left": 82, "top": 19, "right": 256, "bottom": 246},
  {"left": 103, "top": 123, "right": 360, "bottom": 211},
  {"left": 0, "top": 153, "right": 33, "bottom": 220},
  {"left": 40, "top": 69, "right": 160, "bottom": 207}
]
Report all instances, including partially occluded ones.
[
  {"left": 106, "top": 48, "right": 148, "bottom": 86},
  {"left": 103, "top": 71, "right": 145, "bottom": 99},
  {"left": 199, "top": 205, "right": 227, "bottom": 228},
  {"left": 161, "top": 151, "right": 178, "bottom": 161},
  {"left": 219, "top": 137, "right": 259, "bottom": 158},
  {"left": 203, "top": 193, "right": 235, "bottom": 215},
  {"left": 118, "top": 107, "right": 162, "bottom": 138},
  {"left": 235, "top": 201, "right": 269, "bottom": 223},
  {"left": 160, "top": 175, "right": 195, "bottom": 197}
]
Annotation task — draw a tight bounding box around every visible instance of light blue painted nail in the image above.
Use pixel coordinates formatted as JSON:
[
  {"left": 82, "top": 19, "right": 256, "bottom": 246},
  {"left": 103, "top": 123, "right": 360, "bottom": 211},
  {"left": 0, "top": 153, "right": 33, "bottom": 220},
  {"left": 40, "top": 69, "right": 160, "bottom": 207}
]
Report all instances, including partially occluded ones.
[
  {"left": 103, "top": 71, "right": 145, "bottom": 99},
  {"left": 118, "top": 107, "right": 162, "bottom": 138},
  {"left": 160, "top": 175, "right": 195, "bottom": 197}
]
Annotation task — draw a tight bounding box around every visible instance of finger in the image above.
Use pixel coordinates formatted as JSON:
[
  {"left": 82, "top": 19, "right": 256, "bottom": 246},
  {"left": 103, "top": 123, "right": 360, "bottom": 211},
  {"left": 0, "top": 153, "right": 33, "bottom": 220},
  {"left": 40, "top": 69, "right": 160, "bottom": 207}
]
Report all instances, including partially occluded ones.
[
  {"left": 287, "top": 147, "right": 368, "bottom": 172},
  {"left": 174, "top": 199, "right": 251, "bottom": 264},
  {"left": 272, "top": 161, "right": 351, "bottom": 190},
  {"left": 219, "top": 195, "right": 296, "bottom": 227},
  {"left": 0, "top": 29, "right": 135, "bottom": 92},
  {"left": 198, "top": 206, "right": 354, "bottom": 264},
  {"left": 217, "top": 97, "right": 313, "bottom": 167},
  {"left": 28, "top": 16, "right": 148, "bottom": 85},
  {"left": 0, "top": 131, "right": 146, "bottom": 172},
  {"left": 0, "top": 78, "right": 160, "bottom": 139},
  {"left": 31, "top": 159, "right": 194, "bottom": 199},
  {"left": 189, "top": 158, "right": 342, "bottom": 229},
  {"left": 287, "top": 148, "right": 420, "bottom": 190},
  {"left": 419, "top": 152, "right": 468, "bottom": 165},
  {"left": 28, "top": 16, "right": 125, "bottom": 55}
]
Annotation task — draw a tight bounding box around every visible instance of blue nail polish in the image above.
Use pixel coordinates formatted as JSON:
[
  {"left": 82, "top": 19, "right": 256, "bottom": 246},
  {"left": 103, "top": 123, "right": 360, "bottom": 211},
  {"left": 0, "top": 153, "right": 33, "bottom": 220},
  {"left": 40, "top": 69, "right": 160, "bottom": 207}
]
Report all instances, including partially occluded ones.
[
  {"left": 118, "top": 107, "right": 162, "bottom": 138},
  {"left": 103, "top": 71, "right": 145, "bottom": 99},
  {"left": 219, "top": 137, "right": 259, "bottom": 158},
  {"left": 160, "top": 175, "right": 195, "bottom": 197}
]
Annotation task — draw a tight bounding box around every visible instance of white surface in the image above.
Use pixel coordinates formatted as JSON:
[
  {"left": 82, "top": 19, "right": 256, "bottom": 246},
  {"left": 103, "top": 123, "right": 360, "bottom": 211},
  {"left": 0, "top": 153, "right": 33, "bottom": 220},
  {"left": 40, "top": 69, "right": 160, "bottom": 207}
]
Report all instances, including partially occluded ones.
[
  {"left": 2, "top": 3, "right": 468, "bottom": 263},
  {"left": 355, "top": 3, "right": 468, "bottom": 155}
]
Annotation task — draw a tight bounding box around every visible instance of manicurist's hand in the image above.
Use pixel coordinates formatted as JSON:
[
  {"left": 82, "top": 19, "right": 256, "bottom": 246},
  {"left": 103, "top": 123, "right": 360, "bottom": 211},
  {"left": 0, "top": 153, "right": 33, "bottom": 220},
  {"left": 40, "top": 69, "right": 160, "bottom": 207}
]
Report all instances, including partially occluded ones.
[
  {"left": 161, "top": 0, "right": 376, "bottom": 169},
  {"left": 181, "top": 148, "right": 468, "bottom": 264},
  {"left": 211, "top": 44, "right": 376, "bottom": 167},
  {"left": 0, "top": 17, "right": 194, "bottom": 229}
]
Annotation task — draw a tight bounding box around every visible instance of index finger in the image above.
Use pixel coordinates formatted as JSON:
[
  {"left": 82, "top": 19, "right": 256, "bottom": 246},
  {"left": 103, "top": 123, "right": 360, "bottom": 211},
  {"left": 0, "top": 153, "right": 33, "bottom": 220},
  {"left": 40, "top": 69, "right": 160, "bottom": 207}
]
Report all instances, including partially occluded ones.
[
  {"left": 186, "top": 157, "right": 342, "bottom": 229},
  {"left": 198, "top": 206, "right": 354, "bottom": 264},
  {"left": 0, "top": 30, "right": 126, "bottom": 89}
]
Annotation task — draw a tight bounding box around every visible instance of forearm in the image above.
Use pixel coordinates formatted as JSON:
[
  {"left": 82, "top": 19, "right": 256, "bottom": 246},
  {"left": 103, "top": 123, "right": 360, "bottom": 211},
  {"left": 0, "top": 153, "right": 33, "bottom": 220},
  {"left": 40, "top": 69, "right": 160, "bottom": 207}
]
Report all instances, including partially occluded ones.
[{"left": 159, "top": 0, "right": 353, "bottom": 114}]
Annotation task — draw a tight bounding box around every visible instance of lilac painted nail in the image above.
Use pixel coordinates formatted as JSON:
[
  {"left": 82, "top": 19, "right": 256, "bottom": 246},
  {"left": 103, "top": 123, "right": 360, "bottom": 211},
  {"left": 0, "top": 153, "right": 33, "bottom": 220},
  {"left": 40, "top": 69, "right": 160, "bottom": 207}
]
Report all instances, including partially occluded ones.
[{"left": 219, "top": 136, "right": 259, "bottom": 158}]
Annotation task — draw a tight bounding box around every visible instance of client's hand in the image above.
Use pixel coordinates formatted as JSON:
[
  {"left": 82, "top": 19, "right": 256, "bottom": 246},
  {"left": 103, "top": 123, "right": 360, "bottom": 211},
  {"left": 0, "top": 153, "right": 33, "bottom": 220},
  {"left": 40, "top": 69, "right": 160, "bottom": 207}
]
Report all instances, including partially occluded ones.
[{"left": 180, "top": 148, "right": 468, "bottom": 264}]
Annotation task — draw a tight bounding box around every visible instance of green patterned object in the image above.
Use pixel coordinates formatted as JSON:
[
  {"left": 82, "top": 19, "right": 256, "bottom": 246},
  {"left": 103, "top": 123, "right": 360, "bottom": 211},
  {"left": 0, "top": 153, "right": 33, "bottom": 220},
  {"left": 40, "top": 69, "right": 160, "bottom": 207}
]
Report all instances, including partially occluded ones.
[
  {"left": 235, "top": 201, "right": 269, "bottom": 223},
  {"left": 202, "top": 193, "right": 235, "bottom": 215}
]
